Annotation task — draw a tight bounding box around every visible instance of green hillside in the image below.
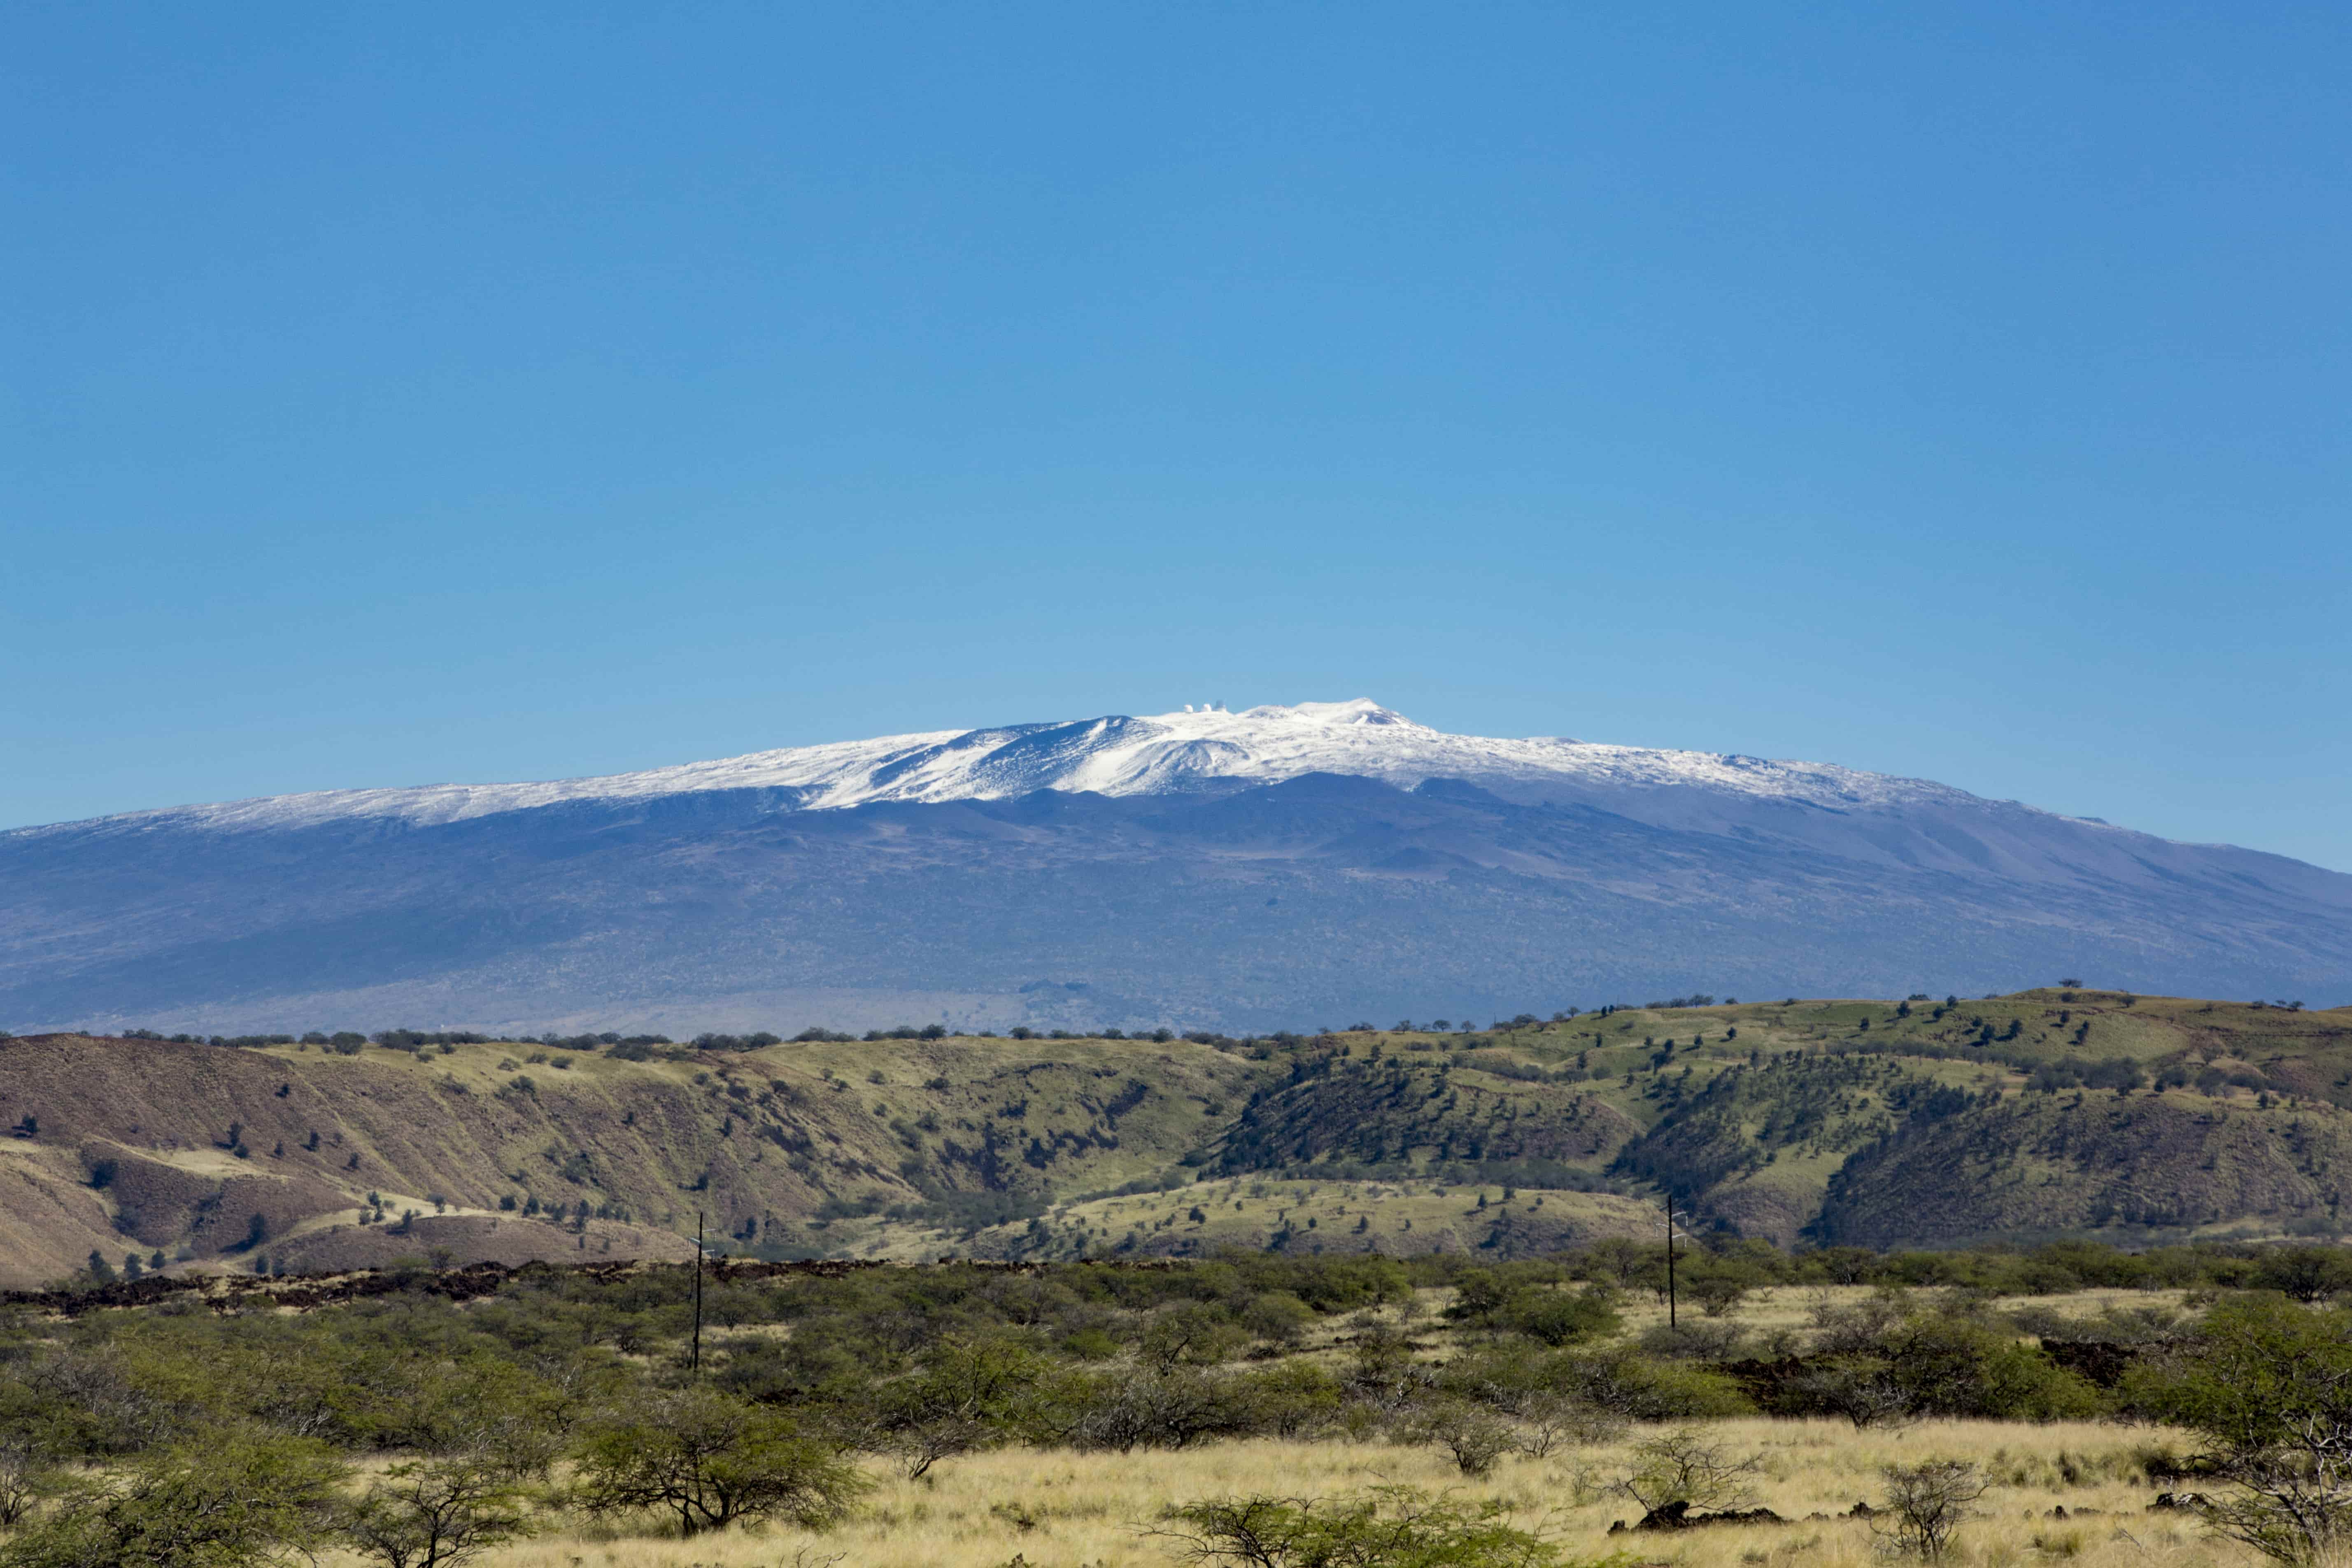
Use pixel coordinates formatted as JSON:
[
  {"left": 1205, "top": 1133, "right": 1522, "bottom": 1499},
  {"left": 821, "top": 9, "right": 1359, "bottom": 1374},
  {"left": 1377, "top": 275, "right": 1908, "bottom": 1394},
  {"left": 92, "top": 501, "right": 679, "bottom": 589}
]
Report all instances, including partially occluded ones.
[{"left": 5, "top": 987, "right": 2351, "bottom": 1286}]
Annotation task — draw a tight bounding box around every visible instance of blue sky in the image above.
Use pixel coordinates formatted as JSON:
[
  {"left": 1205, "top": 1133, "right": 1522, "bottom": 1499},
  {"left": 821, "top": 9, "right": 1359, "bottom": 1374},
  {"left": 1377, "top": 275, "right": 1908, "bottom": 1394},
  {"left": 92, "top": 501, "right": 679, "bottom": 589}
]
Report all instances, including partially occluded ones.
[{"left": 7, "top": 3, "right": 2348, "bottom": 867}]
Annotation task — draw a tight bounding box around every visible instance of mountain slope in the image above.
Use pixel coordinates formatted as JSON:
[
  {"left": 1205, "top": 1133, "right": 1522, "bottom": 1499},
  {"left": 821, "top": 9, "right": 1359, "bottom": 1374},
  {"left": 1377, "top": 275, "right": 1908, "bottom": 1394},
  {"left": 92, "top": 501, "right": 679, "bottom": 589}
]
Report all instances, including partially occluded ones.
[
  {"left": 29, "top": 699, "right": 1973, "bottom": 832},
  {"left": 4, "top": 702, "right": 2348, "bottom": 1033},
  {"left": 0, "top": 1030, "right": 1258, "bottom": 1288},
  {"left": 10, "top": 992, "right": 2352, "bottom": 1286}
]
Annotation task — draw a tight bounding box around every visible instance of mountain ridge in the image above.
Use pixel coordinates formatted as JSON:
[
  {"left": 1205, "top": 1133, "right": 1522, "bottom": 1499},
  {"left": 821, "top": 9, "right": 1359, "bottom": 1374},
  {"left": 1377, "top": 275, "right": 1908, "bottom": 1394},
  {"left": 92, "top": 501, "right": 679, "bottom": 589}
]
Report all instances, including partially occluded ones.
[
  {"left": 7, "top": 989, "right": 2352, "bottom": 1288},
  {"left": 5, "top": 701, "right": 2349, "bottom": 1034},
  {"left": 10, "top": 699, "right": 2054, "bottom": 835}
]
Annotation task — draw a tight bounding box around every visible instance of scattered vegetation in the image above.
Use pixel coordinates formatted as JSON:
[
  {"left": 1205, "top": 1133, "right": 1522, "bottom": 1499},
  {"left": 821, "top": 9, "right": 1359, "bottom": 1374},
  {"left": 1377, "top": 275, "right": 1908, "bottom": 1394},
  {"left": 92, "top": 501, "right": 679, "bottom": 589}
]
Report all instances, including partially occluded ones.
[
  {"left": 7, "top": 986, "right": 2352, "bottom": 1565},
  {"left": 0, "top": 1236, "right": 2347, "bottom": 1566}
]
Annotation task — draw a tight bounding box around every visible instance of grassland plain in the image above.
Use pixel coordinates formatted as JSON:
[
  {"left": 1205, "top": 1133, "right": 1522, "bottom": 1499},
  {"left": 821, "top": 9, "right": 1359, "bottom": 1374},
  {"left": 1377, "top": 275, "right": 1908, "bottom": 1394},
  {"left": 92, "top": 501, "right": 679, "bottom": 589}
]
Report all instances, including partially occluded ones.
[
  {"left": 5, "top": 989, "right": 2351, "bottom": 1286},
  {"left": 0, "top": 1247, "right": 2318, "bottom": 1568},
  {"left": 303, "top": 1421, "right": 2226, "bottom": 1568}
]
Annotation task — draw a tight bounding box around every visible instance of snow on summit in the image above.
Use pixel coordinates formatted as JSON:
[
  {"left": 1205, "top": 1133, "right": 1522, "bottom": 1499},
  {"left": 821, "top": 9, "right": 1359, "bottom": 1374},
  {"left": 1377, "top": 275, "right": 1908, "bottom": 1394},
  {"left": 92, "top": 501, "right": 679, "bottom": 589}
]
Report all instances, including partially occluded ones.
[{"left": 49, "top": 699, "right": 1974, "bottom": 836}]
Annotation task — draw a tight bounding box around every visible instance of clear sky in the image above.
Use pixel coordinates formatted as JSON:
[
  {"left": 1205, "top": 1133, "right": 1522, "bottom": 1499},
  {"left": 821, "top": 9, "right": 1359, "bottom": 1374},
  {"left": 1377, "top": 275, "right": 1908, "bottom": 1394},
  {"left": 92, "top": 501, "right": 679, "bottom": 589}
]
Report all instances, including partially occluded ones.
[{"left": 7, "top": 4, "right": 2348, "bottom": 868}]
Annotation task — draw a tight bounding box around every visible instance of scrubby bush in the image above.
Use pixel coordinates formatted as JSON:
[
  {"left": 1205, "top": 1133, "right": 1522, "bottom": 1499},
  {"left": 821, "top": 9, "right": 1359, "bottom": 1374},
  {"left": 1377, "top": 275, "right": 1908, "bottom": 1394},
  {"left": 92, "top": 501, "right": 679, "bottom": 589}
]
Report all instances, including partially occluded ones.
[
  {"left": 1402, "top": 1398, "right": 1519, "bottom": 1476},
  {"left": 2126, "top": 1295, "right": 2352, "bottom": 1565},
  {"left": 0, "top": 1434, "right": 61, "bottom": 1530},
  {"left": 2248, "top": 1247, "right": 2352, "bottom": 1304},
  {"left": 1877, "top": 1458, "right": 1985, "bottom": 1559},
  {"left": 1226, "top": 1361, "right": 1346, "bottom": 1440},
  {"left": 0, "top": 1433, "right": 347, "bottom": 1568},
  {"left": 1050, "top": 1367, "right": 1258, "bottom": 1453},
  {"left": 1441, "top": 1269, "right": 1618, "bottom": 1347},
  {"left": 1553, "top": 1347, "right": 1752, "bottom": 1420},
  {"left": 340, "top": 1453, "right": 536, "bottom": 1568},
  {"left": 1792, "top": 1296, "right": 2103, "bottom": 1421},
  {"left": 1157, "top": 1486, "right": 1567, "bottom": 1568},
  {"left": 1436, "top": 1346, "right": 1626, "bottom": 1453},
  {"left": 1610, "top": 1427, "right": 1762, "bottom": 1515},
  {"left": 570, "top": 1385, "right": 865, "bottom": 1537},
  {"left": 866, "top": 1333, "right": 1046, "bottom": 1479}
]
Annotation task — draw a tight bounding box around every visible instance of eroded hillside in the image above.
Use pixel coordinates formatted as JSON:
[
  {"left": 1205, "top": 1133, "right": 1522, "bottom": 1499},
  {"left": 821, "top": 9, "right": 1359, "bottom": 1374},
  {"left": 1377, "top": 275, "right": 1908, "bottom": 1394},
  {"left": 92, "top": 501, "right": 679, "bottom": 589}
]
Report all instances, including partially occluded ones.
[
  {"left": 6, "top": 989, "right": 2351, "bottom": 1286},
  {"left": 0, "top": 1032, "right": 1253, "bottom": 1287}
]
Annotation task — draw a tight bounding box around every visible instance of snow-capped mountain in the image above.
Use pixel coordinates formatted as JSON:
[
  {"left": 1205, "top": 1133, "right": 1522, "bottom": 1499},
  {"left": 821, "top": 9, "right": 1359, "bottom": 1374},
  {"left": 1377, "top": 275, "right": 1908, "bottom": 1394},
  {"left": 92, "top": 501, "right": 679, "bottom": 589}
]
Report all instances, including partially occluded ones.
[
  {"left": 67, "top": 699, "right": 2000, "bottom": 836},
  {"left": 5, "top": 701, "right": 2348, "bottom": 1034}
]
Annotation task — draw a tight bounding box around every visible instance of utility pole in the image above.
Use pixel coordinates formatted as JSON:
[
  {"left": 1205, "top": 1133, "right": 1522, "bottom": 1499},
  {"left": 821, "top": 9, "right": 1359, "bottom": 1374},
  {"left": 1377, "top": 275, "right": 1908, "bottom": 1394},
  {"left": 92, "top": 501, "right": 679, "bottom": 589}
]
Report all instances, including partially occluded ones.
[
  {"left": 691, "top": 1211, "right": 705, "bottom": 1374},
  {"left": 1665, "top": 1191, "right": 1678, "bottom": 1330}
]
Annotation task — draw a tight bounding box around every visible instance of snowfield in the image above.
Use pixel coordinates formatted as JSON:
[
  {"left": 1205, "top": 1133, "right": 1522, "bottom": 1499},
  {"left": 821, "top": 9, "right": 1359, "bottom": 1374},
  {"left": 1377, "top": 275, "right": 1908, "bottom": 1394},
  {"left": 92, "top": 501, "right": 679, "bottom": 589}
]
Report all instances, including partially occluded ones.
[
  {"left": 27, "top": 698, "right": 2011, "bottom": 838},
  {"left": 8, "top": 701, "right": 2347, "bottom": 1032}
]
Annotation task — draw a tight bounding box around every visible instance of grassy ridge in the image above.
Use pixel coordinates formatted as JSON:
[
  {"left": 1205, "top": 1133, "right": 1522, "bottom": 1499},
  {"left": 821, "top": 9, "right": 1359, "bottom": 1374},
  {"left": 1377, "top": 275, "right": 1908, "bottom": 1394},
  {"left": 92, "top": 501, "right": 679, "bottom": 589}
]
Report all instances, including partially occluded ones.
[{"left": 4, "top": 989, "right": 2351, "bottom": 1285}]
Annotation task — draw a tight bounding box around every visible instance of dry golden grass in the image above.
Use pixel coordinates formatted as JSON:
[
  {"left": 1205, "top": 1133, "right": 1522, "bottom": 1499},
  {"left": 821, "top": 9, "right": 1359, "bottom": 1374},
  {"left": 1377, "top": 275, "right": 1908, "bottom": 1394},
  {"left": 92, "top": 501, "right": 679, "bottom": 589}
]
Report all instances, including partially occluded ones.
[{"left": 316, "top": 1419, "right": 2253, "bottom": 1568}]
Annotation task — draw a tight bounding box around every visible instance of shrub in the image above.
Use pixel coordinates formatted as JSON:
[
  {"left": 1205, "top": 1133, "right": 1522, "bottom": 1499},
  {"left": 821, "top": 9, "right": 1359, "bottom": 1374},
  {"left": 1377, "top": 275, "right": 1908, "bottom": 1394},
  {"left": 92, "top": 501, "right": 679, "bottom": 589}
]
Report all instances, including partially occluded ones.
[
  {"left": 1050, "top": 1368, "right": 1254, "bottom": 1453},
  {"left": 1791, "top": 1356, "right": 1919, "bottom": 1429},
  {"left": 1876, "top": 1459, "right": 1985, "bottom": 1558},
  {"left": 0, "top": 1433, "right": 347, "bottom": 1568},
  {"left": 1508, "top": 1288, "right": 1620, "bottom": 1347},
  {"left": 1404, "top": 1399, "right": 1519, "bottom": 1476},
  {"left": 2249, "top": 1248, "right": 2352, "bottom": 1305},
  {"left": 0, "top": 1435, "right": 60, "bottom": 1529},
  {"left": 1225, "top": 1361, "right": 1346, "bottom": 1440},
  {"left": 1142, "top": 1304, "right": 1252, "bottom": 1371},
  {"left": 1637, "top": 1321, "right": 1747, "bottom": 1362},
  {"left": 1443, "top": 1272, "right": 1619, "bottom": 1347},
  {"left": 1610, "top": 1428, "right": 1762, "bottom": 1515},
  {"left": 2125, "top": 1295, "right": 2352, "bottom": 1564},
  {"left": 570, "top": 1385, "right": 866, "bottom": 1537},
  {"left": 868, "top": 1334, "right": 1046, "bottom": 1479},
  {"left": 1156, "top": 1485, "right": 1567, "bottom": 1567},
  {"left": 1437, "top": 1347, "right": 1626, "bottom": 1454},
  {"left": 1240, "top": 1291, "right": 1316, "bottom": 1346},
  {"left": 1554, "top": 1349, "right": 1752, "bottom": 1420},
  {"left": 1798, "top": 1302, "right": 2102, "bottom": 1421},
  {"left": 340, "top": 1454, "right": 535, "bottom": 1568}
]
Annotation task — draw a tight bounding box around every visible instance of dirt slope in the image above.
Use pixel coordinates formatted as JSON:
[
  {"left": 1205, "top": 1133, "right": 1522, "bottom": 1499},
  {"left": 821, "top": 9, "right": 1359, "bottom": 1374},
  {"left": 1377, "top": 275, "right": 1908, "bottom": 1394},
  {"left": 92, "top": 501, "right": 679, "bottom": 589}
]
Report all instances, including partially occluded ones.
[
  {"left": 0, "top": 1032, "right": 1254, "bottom": 1287},
  {"left": 9, "top": 993, "right": 2352, "bottom": 1284}
]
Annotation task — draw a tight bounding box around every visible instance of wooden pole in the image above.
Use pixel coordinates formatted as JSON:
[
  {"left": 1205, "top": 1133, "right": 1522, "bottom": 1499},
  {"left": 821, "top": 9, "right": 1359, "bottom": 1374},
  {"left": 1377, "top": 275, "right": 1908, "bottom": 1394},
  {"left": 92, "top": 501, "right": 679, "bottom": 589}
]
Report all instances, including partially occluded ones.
[
  {"left": 1665, "top": 1191, "right": 1678, "bottom": 1329},
  {"left": 692, "top": 1211, "right": 705, "bottom": 1373}
]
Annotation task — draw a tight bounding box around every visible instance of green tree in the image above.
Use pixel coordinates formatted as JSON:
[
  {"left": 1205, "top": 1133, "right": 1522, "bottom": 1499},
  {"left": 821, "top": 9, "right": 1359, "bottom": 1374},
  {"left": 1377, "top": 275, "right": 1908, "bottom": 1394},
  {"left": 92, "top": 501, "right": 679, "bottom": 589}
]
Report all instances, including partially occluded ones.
[
  {"left": 1442, "top": 1273, "right": 1618, "bottom": 1347},
  {"left": 1403, "top": 1399, "right": 1517, "bottom": 1476},
  {"left": 2126, "top": 1295, "right": 2352, "bottom": 1565},
  {"left": 339, "top": 1455, "right": 534, "bottom": 1568},
  {"left": 869, "top": 1334, "right": 1046, "bottom": 1479},
  {"left": 1155, "top": 1486, "right": 1563, "bottom": 1568},
  {"left": 1239, "top": 1291, "right": 1316, "bottom": 1346},
  {"left": 2250, "top": 1249, "right": 2352, "bottom": 1305},
  {"left": 0, "top": 1433, "right": 347, "bottom": 1568},
  {"left": 1142, "top": 1304, "right": 1251, "bottom": 1372},
  {"left": 571, "top": 1385, "right": 865, "bottom": 1538},
  {"left": 0, "top": 1433, "right": 60, "bottom": 1529},
  {"left": 1225, "top": 1361, "right": 1346, "bottom": 1440}
]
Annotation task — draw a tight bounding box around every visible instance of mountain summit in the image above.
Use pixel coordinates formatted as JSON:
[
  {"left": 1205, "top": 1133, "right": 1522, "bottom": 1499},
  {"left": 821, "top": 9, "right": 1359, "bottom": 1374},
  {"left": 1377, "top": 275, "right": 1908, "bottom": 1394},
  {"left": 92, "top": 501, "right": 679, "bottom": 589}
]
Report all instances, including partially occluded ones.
[
  {"left": 5, "top": 702, "right": 2349, "bottom": 1034},
  {"left": 65, "top": 699, "right": 1962, "bottom": 834}
]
